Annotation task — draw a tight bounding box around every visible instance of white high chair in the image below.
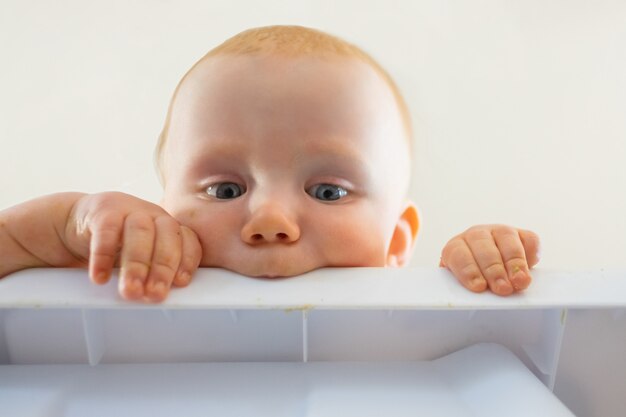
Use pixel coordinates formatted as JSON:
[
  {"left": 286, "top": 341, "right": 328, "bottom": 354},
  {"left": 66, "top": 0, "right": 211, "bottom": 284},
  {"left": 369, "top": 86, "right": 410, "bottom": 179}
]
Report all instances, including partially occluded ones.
[{"left": 0, "top": 267, "right": 624, "bottom": 416}]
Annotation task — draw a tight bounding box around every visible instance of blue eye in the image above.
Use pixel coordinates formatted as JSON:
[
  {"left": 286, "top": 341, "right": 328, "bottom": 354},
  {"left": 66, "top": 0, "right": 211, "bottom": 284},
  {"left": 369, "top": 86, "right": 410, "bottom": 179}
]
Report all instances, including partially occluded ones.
[
  {"left": 206, "top": 182, "right": 245, "bottom": 199},
  {"left": 307, "top": 184, "right": 348, "bottom": 201}
]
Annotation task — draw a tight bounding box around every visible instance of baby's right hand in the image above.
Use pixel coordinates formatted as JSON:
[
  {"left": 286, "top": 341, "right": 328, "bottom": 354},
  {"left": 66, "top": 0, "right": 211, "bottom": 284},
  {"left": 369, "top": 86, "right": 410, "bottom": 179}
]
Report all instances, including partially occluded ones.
[{"left": 66, "top": 192, "right": 202, "bottom": 302}]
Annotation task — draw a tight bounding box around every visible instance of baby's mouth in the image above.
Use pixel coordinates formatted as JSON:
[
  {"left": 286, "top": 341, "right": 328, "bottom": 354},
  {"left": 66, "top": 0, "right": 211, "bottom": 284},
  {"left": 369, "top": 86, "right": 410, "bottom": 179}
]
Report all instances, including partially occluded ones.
[{"left": 255, "top": 273, "right": 292, "bottom": 279}]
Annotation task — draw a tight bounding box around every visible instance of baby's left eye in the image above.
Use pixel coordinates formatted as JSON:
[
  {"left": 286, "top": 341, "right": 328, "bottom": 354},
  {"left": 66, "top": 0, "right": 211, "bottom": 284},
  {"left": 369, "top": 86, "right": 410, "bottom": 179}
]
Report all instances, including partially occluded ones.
[
  {"left": 206, "top": 182, "right": 245, "bottom": 199},
  {"left": 306, "top": 184, "right": 348, "bottom": 201}
]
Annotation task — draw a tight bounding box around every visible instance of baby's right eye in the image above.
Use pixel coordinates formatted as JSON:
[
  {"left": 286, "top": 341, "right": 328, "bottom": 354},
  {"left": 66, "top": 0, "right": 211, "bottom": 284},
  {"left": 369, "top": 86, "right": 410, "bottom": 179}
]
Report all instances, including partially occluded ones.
[
  {"left": 306, "top": 183, "right": 348, "bottom": 202},
  {"left": 206, "top": 182, "right": 245, "bottom": 199}
]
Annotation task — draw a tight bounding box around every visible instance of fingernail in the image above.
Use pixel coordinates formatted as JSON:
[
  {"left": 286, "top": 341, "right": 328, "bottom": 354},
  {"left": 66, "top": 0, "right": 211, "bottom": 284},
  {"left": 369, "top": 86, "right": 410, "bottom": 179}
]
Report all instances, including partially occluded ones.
[
  {"left": 496, "top": 278, "right": 510, "bottom": 290},
  {"left": 512, "top": 272, "right": 527, "bottom": 290},
  {"left": 536, "top": 244, "right": 542, "bottom": 262},
  {"left": 471, "top": 276, "right": 486, "bottom": 289},
  {"left": 177, "top": 272, "right": 190, "bottom": 285},
  {"left": 122, "top": 278, "right": 143, "bottom": 297},
  {"left": 150, "top": 281, "right": 167, "bottom": 298},
  {"left": 95, "top": 271, "right": 109, "bottom": 284}
]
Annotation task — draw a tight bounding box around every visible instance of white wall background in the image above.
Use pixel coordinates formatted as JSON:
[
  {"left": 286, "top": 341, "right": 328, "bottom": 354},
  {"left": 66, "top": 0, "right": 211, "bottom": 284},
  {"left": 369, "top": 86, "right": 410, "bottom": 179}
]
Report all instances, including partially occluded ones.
[
  {"left": 1, "top": 2, "right": 625, "bottom": 413},
  {"left": 1, "top": 0, "right": 625, "bottom": 270}
]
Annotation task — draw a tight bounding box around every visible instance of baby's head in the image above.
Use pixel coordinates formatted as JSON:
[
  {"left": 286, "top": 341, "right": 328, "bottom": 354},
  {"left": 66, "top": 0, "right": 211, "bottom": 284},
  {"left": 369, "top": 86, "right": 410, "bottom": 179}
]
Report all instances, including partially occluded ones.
[{"left": 157, "top": 25, "right": 419, "bottom": 278}]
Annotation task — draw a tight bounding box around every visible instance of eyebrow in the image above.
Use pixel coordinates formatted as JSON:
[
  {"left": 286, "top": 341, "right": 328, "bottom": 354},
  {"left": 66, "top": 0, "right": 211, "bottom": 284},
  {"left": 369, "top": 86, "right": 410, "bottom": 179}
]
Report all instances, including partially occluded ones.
[
  {"left": 191, "top": 137, "right": 367, "bottom": 162},
  {"left": 294, "top": 140, "right": 372, "bottom": 182},
  {"left": 298, "top": 139, "right": 368, "bottom": 165},
  {"left": 184, "top": 142, "right": 245, "bottom": 173},
  {"left": 187, "top": 137, "right": 371, "bottom": 181},
  {"left": 293, "top": 149, "right": 369, "bottom": 173},
  {"left": 190, "top": 139, "right": 246, "bottom": 160}
]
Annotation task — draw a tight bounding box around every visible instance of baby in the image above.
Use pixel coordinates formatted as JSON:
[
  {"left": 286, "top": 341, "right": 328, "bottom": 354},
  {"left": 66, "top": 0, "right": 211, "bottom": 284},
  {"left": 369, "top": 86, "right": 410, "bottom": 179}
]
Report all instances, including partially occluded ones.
[{"left": 0, "top": 25, "right": 540, "bottom": 302}]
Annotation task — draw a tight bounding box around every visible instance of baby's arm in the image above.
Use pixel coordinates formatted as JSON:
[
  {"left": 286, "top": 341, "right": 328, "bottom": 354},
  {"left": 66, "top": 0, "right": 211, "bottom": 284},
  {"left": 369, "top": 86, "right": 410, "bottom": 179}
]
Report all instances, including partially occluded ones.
[
  {"left": 0, "top": 192, "right": 86, "bottom": 276},
  {"left": 439, "top": 225, "right": 540, "bottom": 296},
  {"left": 0, "top": 192, "right": 202, "bottom": 301}
]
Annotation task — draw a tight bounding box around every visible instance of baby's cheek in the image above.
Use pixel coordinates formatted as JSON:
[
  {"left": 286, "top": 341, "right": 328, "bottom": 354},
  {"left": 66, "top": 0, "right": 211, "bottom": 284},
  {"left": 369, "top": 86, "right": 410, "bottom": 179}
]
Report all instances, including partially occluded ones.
[
  {"left": 169, "top": 208, "right": 199, "bottom": 233},
  {"left": 321, "top": 215, "right": 387, "bottom": 267},
  {"left": 169, "top": 208, "right": 216, "bottom": 260},
  {"left": 192, "top": 211, "right": 242, "bottom": 266}
]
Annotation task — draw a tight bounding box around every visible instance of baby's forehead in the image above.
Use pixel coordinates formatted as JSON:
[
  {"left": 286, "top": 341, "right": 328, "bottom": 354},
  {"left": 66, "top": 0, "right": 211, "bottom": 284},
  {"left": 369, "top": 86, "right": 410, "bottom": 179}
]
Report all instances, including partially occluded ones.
[
  {"left": 182, "top": 61, "right": 392, "bottom": 142},
  {"left": 174, "top": 52, "right": 411, "bottom": 150},
  {"left": 156, "top": 27, "right": 412, "bottom": 187},
  {"left": 182, "top": 53, "right": 378, "bottom": 95}
]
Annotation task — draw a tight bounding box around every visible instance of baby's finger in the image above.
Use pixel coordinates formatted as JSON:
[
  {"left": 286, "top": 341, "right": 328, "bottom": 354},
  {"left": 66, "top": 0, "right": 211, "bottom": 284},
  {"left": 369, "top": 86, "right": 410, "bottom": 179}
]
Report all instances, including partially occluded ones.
[
  {"left": 144, "top": 216, "right": 182, "bottom": 302},
  {"left": 464, "top": 228, "right": 513, "bottom": 296},
  {"left": 172, "top": 225, "right": 202, "bottom": 287},
  {"left": 519, "top": 229, "right": 541, "bottom": 268},
  {"left": 88, "top": 213, "right": 123, "bottom": 285},
  {"left": 492, "top": 227, "right": 532, "bottom": 291},
  {"left": 441, "top": 238, "right": 488, "bottom": 293},
  {"left": 119, "top": 213, "right": 155, "bottom": 300}
]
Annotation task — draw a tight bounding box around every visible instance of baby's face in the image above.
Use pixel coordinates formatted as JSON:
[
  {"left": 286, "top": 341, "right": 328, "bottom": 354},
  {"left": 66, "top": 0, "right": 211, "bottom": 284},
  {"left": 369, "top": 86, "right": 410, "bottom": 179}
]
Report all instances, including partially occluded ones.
[{"left": 161, "top": 54, "right": 413, "bottom": 277}]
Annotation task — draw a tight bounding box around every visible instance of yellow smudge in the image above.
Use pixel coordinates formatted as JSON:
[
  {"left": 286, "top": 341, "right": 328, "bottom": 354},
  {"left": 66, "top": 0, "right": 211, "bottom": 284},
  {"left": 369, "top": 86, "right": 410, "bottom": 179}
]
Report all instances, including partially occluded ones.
[{"left": 284, "top": 304, "right": 315, "bottom": 313}]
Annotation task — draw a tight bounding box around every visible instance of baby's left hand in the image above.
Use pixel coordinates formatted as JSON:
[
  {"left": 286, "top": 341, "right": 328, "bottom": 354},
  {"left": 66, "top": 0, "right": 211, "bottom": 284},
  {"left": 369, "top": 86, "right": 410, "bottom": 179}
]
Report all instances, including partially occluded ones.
[{"left": 439, "top": 225, "right": 541, "bottom": 296}]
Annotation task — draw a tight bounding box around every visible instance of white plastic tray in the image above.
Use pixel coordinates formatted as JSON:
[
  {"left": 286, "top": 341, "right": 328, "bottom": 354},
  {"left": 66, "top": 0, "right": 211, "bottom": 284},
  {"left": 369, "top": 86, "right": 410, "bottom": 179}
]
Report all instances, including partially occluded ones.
[
  {"left": 0, "top": 344, "right": 573, "bottom": 417},
  {"left": 0, "top": 267, "right": 623, "bottom": 309},
  {"left": 1, "top": 267, "right": 624, "bottom": 416}
]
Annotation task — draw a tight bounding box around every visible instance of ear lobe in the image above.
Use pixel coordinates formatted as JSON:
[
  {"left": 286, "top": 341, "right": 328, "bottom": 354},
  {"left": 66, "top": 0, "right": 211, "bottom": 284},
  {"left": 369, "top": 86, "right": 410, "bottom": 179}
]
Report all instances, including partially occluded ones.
[{"left": 386, "top": 202, "right": 420, "bottom": 267}]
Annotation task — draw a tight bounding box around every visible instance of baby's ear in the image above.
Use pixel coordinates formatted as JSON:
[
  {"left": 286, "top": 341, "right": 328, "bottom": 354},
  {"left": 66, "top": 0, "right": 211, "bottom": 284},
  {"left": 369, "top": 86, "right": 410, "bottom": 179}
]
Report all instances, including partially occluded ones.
[{"left": 386, "top": 202, "right": 420, "bottom": 267}]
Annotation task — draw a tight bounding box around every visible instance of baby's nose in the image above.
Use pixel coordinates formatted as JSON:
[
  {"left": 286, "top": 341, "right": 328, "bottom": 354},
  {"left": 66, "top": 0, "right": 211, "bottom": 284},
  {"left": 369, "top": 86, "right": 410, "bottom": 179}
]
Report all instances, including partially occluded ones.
[{"left": 241, "top": 205, "right": 300, "bottom": 244}]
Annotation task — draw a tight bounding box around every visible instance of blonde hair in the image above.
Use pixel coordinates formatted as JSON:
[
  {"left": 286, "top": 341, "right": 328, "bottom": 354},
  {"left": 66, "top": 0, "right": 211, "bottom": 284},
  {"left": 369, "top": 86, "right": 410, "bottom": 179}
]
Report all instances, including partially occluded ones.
[{"left": 155, "top": 25, "right": 412, "bottom": 185}]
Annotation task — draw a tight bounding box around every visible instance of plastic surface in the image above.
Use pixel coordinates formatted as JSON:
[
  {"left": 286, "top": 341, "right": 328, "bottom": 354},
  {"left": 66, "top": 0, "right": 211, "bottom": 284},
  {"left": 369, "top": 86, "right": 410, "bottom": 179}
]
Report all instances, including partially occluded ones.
[
  {"left": 1, "top": 267, "right": 624, "bottom": 416},
  {"left": 0, "top": 267, "right": 624, "bottom": 309},
  {"left": 0, "top": 343, "right": 574, "bottom": 417}
]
